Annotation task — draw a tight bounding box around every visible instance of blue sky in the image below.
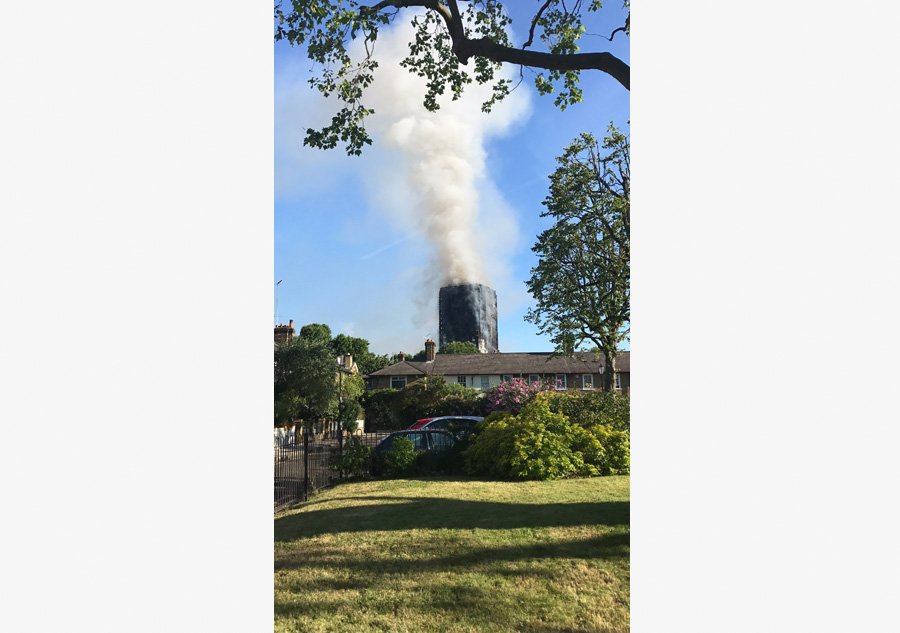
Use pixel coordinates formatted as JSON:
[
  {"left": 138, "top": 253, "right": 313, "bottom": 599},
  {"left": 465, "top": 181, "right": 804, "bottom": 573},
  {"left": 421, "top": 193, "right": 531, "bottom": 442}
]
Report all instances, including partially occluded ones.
[{"left": 274, "top": 4, "right": 630, "bottom": 357}]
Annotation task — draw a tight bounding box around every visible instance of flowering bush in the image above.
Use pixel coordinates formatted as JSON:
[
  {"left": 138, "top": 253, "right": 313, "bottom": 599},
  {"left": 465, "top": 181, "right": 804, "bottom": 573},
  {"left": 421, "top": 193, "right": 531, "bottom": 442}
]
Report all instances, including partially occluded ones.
[{"left": 482, "top": 378, "right": 554, "bottom": 416}]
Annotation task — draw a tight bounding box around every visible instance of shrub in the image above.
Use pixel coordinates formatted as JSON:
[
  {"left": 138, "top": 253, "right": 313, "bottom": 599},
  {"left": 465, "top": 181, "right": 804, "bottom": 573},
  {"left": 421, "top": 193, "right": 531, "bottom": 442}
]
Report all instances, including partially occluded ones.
[
  {"left": 377, "top": 436, "right": 418, "bottom": 477},
  {"left": 588, "top": 425, "right": 630, "bottom": 475},
  {"left": 476, "top": 410, "right": 513, "bottom": 431},
  {"left": 464, "top": 394, "right": 600, "bottom": 480},
  {"left": 463, "top": 413, "right": 516, "bottom": 478},
  {"left": 433, "top": 388, "right": 488, "bottom": 417},
  {"left": 332, "top": 436, "right": 374, "bottom": 478},
  {"left": 547, "top": 390, "right": 630, "bottom": 433},
  {"left": 441, "top": 381, "right": 472, "bottom": 396}
]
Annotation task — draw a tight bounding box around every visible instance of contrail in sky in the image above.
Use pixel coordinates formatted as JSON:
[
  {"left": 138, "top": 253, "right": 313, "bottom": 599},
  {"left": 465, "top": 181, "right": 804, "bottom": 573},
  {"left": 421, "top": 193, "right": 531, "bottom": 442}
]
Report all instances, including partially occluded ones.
[{"left": 359, "top": 236, "right": 412, "bottom": 261}]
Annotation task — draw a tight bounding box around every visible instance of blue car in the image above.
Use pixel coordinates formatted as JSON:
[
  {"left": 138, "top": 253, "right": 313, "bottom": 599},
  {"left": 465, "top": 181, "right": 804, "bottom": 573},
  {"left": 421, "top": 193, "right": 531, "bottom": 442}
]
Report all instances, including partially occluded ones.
[{"left": 374, "top": 429, "right": 458, "bottom": 456}]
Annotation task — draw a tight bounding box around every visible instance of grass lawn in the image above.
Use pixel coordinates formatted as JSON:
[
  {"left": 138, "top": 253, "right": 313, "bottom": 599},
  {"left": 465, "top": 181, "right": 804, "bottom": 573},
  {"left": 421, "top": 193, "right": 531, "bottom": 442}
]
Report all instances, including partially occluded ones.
[{"left": 274, "top": 476, "right": 630, "bottom": 633}]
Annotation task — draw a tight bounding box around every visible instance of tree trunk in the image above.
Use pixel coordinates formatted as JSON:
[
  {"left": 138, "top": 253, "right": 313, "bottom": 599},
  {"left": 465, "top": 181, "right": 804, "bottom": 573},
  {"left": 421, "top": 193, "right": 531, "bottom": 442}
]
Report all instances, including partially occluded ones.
[{"left": 602, "top": 351, "right": 618, "bottom": 392}]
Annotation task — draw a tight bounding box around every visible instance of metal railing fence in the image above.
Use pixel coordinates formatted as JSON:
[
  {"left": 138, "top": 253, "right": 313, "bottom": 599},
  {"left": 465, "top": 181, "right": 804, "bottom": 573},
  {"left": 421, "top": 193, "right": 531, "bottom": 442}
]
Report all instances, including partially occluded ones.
[{"left": 274, "top": 430, "right": 390, "bottom": 513}]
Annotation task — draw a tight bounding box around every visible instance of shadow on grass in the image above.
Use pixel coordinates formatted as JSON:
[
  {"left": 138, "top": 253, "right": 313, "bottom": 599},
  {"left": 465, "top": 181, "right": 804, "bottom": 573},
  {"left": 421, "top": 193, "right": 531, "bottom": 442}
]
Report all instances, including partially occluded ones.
[
  {"left": 275, "top": 497, "right": 629, "bottom": 542},
  {"left": 275, "top": 532, "right": 629, "bottom": 622},
  {"left": 274, "top": 486, "right": 630, "bottom": 632},
  {"left": 276, "top": 530, "right": 628, "bottom": 572}
]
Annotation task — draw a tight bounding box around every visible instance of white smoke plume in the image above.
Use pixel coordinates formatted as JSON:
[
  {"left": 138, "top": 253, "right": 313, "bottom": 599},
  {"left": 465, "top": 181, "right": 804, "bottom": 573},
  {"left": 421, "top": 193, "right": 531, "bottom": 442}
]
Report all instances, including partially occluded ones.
[{"left": 356, "top": 16, "right": 531, "bottom": 287}]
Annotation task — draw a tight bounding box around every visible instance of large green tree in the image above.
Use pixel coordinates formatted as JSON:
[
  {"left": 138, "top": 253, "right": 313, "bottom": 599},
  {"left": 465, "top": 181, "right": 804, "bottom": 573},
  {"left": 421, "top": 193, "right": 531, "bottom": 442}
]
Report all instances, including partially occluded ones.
[
  {"left": 525, "top": 123, "right": 629, "bottom": 391},
  {"left": 331, "top": 333, "right": 393, "bottom": 375},
  {"left": 274, "top": 335, "right": 340, "bottom": 424},
  {"left": 275, "top": 0, "right": 629, "bottom": 154},
  {"left": 298, "top": 322, "right": 333, "bottom": 346},
  {"left": 331, "top": 333, "right": 369, "bottom": 360}
]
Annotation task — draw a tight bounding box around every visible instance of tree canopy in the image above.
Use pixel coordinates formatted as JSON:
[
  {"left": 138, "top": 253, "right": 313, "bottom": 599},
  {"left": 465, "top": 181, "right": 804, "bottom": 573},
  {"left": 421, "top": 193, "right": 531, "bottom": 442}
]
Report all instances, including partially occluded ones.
[
  {"left": 331, "top": 333, "right": 392, "bottom": 374},
  {"left": 439, "top": 341, "right": 481, "bottom": 354},
  {"left": 274, "top": 0, "right": 629, "bottom": 154},
  {"left": 298, "top": 322, "right": 333, "bottom": 346},
  {"left": 274, "top": 335, "right": 340, "bottom": 424},
  {"left": 525, "top": 123, "right": 629, "bottom": 391},
  {"left": 275, "top": 324, "right": 390, "bottom": 425}
]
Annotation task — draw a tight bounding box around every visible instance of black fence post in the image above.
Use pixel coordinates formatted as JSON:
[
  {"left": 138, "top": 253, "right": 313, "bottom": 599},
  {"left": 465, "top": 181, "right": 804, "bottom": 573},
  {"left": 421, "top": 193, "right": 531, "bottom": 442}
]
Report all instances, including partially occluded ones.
[
  {"left": 338, "top": 429, "right": 344, "bottom": 481},
  {"left": 303, "top": 431, "right": 310, "bottom": 502}
]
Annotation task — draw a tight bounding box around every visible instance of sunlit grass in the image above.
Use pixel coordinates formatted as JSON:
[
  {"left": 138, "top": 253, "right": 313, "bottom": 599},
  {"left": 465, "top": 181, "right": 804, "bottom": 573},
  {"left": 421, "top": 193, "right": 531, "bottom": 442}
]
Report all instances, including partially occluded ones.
[{"left": 275, "top": 477, "right": 629, "bottom": 633}]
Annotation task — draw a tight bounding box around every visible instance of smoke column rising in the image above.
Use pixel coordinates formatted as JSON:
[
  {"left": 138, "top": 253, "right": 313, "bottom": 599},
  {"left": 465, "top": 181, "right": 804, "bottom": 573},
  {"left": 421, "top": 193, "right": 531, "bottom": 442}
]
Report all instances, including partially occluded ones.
[{"left": 358, "top": 17, "right": 531, "bottom": 287}]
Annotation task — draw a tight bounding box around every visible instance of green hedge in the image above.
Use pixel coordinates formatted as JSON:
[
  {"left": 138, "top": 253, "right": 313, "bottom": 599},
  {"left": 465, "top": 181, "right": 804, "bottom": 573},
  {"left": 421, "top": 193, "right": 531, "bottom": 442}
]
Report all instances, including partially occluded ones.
[
  {"left": 547, "top": 390, "right": 630, "bottom": 433},
  {"left": 464, "top": 393, "right": 629, "bottom": 480}
]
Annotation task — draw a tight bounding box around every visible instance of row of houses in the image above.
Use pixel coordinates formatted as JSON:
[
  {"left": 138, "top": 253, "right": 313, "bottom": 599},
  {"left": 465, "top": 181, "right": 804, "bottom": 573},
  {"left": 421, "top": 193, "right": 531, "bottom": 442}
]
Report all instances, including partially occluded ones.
[
  {"left": 275, "top": 326, "right": 629, "bottom": 395},
  {"left": 367, "top": 339, "right": 630, "bottom": 395}
]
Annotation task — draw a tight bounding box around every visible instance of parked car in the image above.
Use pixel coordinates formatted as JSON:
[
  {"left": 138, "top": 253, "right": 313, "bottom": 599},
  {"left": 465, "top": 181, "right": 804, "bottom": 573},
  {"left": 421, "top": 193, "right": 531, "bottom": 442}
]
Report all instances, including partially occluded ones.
[
  {"left": 374, "top": 429, "right": 458, "bottom": 456},
  {"left": 408, "top": 416, "right": 484, "bottom": 437}
]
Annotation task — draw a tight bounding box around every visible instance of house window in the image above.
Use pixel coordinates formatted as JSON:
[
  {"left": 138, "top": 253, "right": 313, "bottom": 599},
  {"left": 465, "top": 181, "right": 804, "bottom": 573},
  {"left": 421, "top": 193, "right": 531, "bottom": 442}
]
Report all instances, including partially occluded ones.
[
  {"left": 391, "top": 376, "right": 407, "bottom": 390},
  {"left": 480, "top": 375, "right": 490, "bottom": 390},
  {"left": 615, "top": 373, "right": 621, "bottom": 390},
  {"left": 556, "top": 374, "right": 567, "bottom": 390},
  {"left": 582, "top": 374, "right": 593, "bottom": 390},
  {"left": 457, "top": 375, "right": 467, "bottom": 386},
  {"left": 502, "top": 375, "right": 514, "bottom": 383},
  {"left": 529, "top": 374, "right": 539, "bottom": 384}
]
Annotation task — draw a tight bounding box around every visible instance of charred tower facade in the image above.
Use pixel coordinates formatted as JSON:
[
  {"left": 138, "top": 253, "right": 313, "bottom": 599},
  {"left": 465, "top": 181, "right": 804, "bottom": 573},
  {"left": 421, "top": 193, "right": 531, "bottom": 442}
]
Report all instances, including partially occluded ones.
[{"left": 438, "top": 283, "right": 498, "bottom": 353}]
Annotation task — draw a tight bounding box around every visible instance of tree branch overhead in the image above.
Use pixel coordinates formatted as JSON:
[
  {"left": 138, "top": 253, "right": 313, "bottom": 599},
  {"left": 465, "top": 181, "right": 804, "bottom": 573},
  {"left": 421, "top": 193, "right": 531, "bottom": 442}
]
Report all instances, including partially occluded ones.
[{"left": 276, "top": 0, "right": 630, "bottom": 154}]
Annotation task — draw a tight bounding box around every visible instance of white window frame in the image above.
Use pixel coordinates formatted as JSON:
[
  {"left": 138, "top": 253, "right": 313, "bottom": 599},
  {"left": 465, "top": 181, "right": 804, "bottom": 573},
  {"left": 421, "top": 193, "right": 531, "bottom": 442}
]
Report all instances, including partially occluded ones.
[
  {"left": 457, "top": 375, "right": 467, "bottom": 386},
  {"left": 502, "top": 374, "right": 514, "bottom": 383},
  {"left": 391, "top": 376, "right": 407, "bottom": 390},
  {"left": 556, "top": 374, "right": 567, "bottom": 390},
  {"left": 582, "top": 374, "right": 593, "bottom": 390},
  {"left": 480, "top": 375, "right": 490, "bottom": 390},
  {"left": 615, "top": 373, "right": 621, "bottom": 390},
  {"left": 529, "top": 374, "right": 540, "bottom": 384}
]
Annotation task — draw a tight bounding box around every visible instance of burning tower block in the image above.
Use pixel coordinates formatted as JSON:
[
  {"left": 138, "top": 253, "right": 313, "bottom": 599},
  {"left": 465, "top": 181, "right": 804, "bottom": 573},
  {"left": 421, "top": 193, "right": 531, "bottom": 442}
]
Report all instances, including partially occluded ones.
[{"left": 438, "top": 283, "right": 498, "bottom": 353}]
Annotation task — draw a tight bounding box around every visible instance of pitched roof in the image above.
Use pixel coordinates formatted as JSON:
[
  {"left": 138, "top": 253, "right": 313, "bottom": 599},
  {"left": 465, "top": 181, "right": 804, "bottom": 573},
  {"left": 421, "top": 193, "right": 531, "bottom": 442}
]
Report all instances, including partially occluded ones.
[
  {"left": 367, "top": 351, "right": 629, "bottom": 377},
  {"left": 367, "top": 360, "right": 427, "bottom": 377}
]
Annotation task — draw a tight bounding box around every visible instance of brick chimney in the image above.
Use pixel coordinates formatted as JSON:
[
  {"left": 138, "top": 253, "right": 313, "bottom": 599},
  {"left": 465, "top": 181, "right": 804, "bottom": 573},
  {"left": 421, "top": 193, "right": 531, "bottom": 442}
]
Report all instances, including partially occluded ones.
[
  {"left": 398, "top": 351, "right": 405, "bottom": 362},
  {"left": 425, "top": 339, "right": 436, "bottom": 361},
  {"left": 274, "top": 319, "right": 295, "bottom": 345}
]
